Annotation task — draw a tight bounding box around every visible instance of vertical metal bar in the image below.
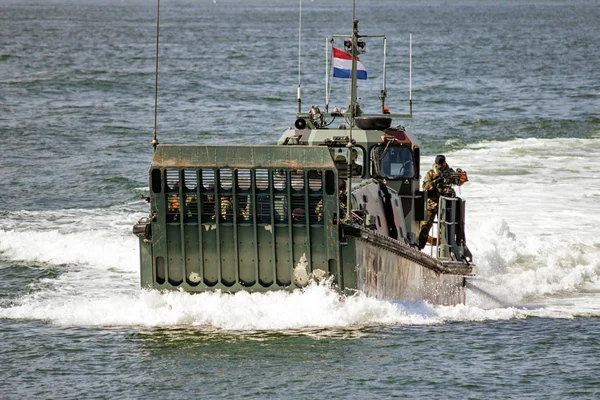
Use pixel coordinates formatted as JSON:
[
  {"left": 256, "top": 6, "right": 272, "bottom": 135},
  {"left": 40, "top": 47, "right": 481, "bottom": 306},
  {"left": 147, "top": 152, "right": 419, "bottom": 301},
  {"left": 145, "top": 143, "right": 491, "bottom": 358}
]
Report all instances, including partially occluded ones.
[
  {"left": 304, "top": 170, "right": 312, "bottom": 271},
  {"left": 269, "top": 169, "right": 277, "bottom": 285},
  {"left": 382, "top": 37, "right": 387, "bottom": 94},
  {"left": 287, "top": 170, "right": 294, "bottom": 271},
  {"left": 215, "top": 169, "right": 222, "bottom": 284},
  {"left": 251, "top": 169, "right": 259, "bottom": 283},
  {"left": 197, "top": 169, "right": 204, "bottom": 283},
  {"left": 161, "top": 169, "right": 169, "bottom": 284},
  {"left": 232, "top": 169, "right": 240, "bottom": 284},
  {"left": 179, "top": 169, "right": 186, "bottom": 285},
  {"left": 381, "top": 36, "right": 387, "bottom": 112}
]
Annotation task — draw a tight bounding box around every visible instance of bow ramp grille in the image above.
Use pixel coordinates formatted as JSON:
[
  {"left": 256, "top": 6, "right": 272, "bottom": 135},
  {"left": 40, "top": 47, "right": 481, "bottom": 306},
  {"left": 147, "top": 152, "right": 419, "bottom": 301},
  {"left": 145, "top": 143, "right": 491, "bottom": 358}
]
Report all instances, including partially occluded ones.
[{"left": 140, "top": 145, "right": 343, "bottom": 292}]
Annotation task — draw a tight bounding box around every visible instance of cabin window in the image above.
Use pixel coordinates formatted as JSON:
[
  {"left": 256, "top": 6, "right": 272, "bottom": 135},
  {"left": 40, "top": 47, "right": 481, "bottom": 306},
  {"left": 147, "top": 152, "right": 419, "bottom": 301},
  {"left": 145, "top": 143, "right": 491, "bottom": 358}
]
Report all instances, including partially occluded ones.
[
  {"left": 372, "top": 145, "right": 415, "bottom": 180},
  {"left": 151, "top": 169, "right": 162, "bottom": 193},
  {"left": 330, "top": 147, "right": 364, "bottom": 178},
  {"left": 349, "top": 147, "right": 365, "bottom": 177}
]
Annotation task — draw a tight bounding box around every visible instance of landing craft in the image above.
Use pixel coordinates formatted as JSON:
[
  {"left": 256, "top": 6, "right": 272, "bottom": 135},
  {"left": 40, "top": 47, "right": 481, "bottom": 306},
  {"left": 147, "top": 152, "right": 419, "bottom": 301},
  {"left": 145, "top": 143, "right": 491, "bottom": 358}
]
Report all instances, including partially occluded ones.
[{"left": 133, "top": 2, "right": 475, "bottom": 305}]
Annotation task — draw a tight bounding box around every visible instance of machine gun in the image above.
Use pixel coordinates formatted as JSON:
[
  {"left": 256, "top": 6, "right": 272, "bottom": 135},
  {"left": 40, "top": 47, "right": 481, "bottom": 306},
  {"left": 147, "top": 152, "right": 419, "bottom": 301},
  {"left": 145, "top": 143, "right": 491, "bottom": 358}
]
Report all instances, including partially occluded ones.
[{"left": 432, "top": 168, "right": 468, "bottom": 187}]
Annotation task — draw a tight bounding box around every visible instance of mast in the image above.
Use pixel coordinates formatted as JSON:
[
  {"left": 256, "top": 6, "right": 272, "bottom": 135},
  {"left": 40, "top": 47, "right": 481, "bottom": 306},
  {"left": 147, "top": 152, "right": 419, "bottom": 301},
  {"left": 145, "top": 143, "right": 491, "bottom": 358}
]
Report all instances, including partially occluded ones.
[
  {"left": 345, "top": 16, "right": 360, "bottom": 221},
  {"left": 297, "top": 0, "right": 303, "bottom": 113},
  {"left": 151, "top": 0, "right": 161, "bottom": 151}
]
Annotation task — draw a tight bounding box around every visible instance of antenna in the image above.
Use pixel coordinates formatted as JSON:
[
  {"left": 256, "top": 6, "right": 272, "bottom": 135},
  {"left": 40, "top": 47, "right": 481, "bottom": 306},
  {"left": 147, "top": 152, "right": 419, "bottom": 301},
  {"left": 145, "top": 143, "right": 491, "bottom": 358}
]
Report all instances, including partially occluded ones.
[
  {"left": 380, "top": 36, "right": 387, "bottom": 112},
  {"left": 409, "top": 32, "right": 413, "bottom": 116},
  {"left": 151, "top": 0, "right": 160, "bottom": 151},
  {"left": 325, "top": 37, "right": 329, "bottom": 112},
  {"left": 297, "top": 0, "right": 302, "bottom": 113}
]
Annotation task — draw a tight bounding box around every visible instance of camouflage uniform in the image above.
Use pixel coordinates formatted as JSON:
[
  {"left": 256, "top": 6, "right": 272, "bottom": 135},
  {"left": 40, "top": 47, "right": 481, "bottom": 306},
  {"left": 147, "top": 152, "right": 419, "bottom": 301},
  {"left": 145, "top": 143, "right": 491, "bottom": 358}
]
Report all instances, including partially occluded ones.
[
  {"left": 315, "top": 199, "right": 324, "bottom": 221},
  {"left": 418, "top": 156, "right": 464, "bottom": 249},
  {"left": 217, "top": 196, "right": 248, "bottom": 221},
  {"left": 220, "top": 197, "right": 233, "bottom": 220},
  {"left": 315, "top": 186, "right": 347, "bottom": 222}
]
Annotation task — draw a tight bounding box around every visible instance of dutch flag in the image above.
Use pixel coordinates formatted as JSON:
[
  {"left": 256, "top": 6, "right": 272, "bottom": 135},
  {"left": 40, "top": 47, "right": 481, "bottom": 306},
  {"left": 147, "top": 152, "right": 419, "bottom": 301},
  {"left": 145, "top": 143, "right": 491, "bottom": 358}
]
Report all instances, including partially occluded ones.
[{"left": 332, "top": 47, "right": 367, "bottom": 80}]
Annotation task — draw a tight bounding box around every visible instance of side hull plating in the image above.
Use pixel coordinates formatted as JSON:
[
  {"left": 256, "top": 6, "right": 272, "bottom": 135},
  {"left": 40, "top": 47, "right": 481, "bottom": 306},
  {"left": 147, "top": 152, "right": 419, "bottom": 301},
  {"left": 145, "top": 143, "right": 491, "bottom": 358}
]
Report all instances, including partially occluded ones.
[{"left": 349, "top": 233, "right": 469, "bottom": 305}]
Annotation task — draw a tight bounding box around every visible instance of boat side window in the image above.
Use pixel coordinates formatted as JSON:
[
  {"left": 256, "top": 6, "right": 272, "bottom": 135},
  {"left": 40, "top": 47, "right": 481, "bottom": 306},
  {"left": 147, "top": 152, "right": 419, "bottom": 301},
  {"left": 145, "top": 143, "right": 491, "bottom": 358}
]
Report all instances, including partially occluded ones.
[
  {"left": 373, "top": 145, "right": 415, "bottom": 180},
  {"left": 329, "top": 147, "right": 365, "bottom": 178},
  {"left": 350, "top": 147, "right": 364, "bottom": 177},
  {"left": 151, "top": 169, "right": 162, "bottom": 193}
]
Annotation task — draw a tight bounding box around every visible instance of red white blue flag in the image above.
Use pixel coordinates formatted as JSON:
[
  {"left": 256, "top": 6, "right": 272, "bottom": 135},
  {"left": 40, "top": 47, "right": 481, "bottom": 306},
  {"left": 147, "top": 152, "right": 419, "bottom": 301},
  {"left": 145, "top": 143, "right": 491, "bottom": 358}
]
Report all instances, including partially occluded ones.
[{"left": 332, "top": 47, "right": 367, "bottom": 80}]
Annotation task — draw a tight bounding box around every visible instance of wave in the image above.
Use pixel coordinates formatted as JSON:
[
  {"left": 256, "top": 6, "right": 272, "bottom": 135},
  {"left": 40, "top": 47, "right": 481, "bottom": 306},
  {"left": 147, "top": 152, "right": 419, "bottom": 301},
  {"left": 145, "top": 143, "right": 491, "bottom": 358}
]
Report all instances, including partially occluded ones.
[{"left": 1, "top": 137, "right": 599, "bottom": 328}]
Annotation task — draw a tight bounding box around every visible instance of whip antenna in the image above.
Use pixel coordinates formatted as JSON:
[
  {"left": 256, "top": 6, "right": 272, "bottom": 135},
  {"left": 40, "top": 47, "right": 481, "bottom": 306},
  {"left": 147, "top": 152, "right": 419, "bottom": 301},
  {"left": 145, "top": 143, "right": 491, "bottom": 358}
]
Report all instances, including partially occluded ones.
[
  {"left": 409, "top": 32, "right": 413, "bottom": 116},
  {"left": 151, "top": 0, "right": 160, "bottom": 151},
  {"left": 297, "top": 0, "right": 302, "bottom": 113}
]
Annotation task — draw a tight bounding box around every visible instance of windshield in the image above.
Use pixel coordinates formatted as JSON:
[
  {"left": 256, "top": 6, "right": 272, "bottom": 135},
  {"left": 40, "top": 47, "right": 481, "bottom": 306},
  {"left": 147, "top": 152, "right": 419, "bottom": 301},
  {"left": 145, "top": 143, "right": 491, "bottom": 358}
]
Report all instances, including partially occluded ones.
[{"left": 377, "top": 146, "right": 414, "bottom": 179}]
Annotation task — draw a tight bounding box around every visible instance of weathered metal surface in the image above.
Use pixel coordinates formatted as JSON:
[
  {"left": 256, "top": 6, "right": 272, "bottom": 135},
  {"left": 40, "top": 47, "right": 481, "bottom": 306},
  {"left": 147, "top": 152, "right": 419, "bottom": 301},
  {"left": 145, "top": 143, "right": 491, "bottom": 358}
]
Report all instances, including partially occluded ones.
[
  {"left": 350, "top": 231, "right": 470, "bottom": 305},
  {"left": 347, "top": 226, "right": 472, "bottom": 275},
  {"left": 135, "top": 20, "right": 477, "bottom": 305},
  {"left": 140, "top": 147, "right": 343, "bottom": 293},
  {"left": 151, "top": 145, "right": 336, "bottom": 170}
]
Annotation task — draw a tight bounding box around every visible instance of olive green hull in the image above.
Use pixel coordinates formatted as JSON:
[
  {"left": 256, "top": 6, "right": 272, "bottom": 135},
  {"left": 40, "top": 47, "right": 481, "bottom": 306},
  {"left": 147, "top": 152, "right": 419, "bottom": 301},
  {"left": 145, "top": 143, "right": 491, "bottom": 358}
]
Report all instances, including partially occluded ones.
[
  {"left": 138, "top": 227, "right": 470, "bottom": 305},
  {"left": 344, "top": 231, "right": 469, "bottom": 306},
  {"left": 136, "top": 144, "right": 472, "bottom": 305}
]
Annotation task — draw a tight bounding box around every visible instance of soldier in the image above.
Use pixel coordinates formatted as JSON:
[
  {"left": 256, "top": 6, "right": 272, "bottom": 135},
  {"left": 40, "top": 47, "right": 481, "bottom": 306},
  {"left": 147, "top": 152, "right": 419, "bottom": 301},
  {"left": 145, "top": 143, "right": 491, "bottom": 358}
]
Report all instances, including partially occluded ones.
[
  {"left": 217, "top": 196, "right": 248, "bottom": 221},
  {"left": 315, "top": 198, "right": 324, "bottom": 222},
  {"left": 417, "top": 155, "right": 467, "bottom": 250},
  {"left": 314, "top": 179, "right": 347, "bottom": 222},
  {"left": 167, "top": 195, "right": 180, "bottom": 221},
  {"left": 219, "top": 196, "right": 233, "bottom": 220}
]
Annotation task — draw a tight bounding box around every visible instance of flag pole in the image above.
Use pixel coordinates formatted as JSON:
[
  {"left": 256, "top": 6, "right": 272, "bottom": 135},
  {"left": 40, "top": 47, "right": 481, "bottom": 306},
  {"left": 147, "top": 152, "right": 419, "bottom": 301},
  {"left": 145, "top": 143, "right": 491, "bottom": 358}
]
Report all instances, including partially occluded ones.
[
  {"left": 345, "top": 12, "right": 359, "bottom": 221},
  {"left": 325, "top": 37, "right": 329, "bottom": 113}
]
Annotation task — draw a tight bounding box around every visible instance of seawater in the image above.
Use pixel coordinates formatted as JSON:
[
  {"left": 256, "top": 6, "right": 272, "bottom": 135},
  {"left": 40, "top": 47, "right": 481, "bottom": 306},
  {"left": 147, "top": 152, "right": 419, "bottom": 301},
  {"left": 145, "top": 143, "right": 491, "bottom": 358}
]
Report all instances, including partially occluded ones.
[{"left": 1, "top": 0, "right": 599, "bottom": 398}]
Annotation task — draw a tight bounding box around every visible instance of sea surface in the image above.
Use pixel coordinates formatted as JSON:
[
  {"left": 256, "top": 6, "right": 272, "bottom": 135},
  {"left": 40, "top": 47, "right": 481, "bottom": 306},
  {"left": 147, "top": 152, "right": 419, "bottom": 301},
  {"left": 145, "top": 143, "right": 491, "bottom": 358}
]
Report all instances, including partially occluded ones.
[{"left": 1, "top": 0, "right": 599, "bottom": 398}]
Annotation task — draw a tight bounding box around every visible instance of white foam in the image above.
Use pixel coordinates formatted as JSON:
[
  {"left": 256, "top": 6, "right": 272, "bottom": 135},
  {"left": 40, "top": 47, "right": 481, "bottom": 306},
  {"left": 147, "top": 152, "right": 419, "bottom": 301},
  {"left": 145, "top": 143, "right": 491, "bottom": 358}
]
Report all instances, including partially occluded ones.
[
  {"left": 0, "top": 279, "right": 446, "bottom": 329},
  {"left": 432, "top": 137, "right": 600, "bottom": 310},
  {"left": 1, "top": 138, "right": 600, "bottom": 327}
]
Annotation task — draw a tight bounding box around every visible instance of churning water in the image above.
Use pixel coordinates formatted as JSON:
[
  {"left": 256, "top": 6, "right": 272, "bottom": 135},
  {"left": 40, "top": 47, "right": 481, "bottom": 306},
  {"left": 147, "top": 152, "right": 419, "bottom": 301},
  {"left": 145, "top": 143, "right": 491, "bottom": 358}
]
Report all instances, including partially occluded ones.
[{"left": 1, "top": 0, "right": 599, "bottom": 398}]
